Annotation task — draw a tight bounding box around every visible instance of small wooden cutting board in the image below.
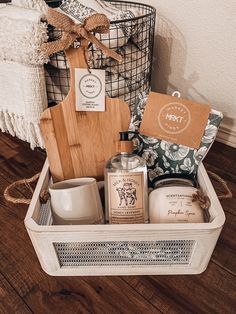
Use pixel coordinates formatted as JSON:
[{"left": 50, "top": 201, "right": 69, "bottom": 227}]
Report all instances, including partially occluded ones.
[{"left": 40, "top": 46, "right": 130, "bottom": 182}]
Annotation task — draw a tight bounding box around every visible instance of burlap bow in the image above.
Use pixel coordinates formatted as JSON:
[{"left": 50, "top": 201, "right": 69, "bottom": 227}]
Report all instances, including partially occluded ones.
[{"left": 41, "top": 8, "right": 122, "bottom": 63}]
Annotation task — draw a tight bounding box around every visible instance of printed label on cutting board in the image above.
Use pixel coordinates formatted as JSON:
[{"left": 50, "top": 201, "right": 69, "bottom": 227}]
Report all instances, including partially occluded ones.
[
  {"left": 75, "top": 68, "right": 105, "bottom": 112},
  {"left": 108, "top": 172, "right": 145, "bottom": 224},
  {"left": 140, "top": 92, "right": 211, "bottom": 149}
]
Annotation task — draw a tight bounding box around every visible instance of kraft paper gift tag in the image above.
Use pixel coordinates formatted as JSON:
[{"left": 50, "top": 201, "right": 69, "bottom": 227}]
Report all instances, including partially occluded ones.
[{"left": 129, "top": 92, "right": 223, "bottom": 186}]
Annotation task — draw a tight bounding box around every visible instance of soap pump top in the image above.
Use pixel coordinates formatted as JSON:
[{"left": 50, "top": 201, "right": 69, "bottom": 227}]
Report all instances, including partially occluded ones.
[{"left": 116, "top": 131, "right": 133, "bottom": 154}]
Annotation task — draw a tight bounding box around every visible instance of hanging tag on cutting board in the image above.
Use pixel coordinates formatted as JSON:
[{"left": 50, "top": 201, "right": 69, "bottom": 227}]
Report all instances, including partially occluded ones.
[
  {"left": 75, "top": 68, "right": 105, "bottom": 112},
  {"left": 40, "top": 47, "right": 130, "bottom": 182}
]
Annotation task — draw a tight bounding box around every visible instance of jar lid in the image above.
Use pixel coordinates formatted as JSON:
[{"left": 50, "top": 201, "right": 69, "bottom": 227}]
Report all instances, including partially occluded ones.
[{"left": 152, "top": 173, "right": 197, "bottom": 188}]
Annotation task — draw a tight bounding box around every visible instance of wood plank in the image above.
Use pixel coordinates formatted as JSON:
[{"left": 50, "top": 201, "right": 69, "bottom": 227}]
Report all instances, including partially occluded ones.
[
  {"left": 205, "top": 141, "right": 236, "bottom": 177},
  {"left": 212, "top": 211, "right": 236, "bottom": 275},
  {"left": 1, "top": 188, "right": 234, "bottom": 314},
  {"left": 40, "top": 47, "right": 131, "bottom": 182},
  {"left": 0, "top": 211, "right": 161, "bottom": 313},
  {"left": 204, "top": 139, "right": 236, "bottom": 261},
  {"left": 0, "top": 233, "right": 161, "bottom": 313},
  {"left": 0, "top": 132, "right": 21, "bottom": 151},
  {"left": 39, "top": 109, "right": 65, "bottom": 181},
  {"left": 122, "top": 260, "right": 236, "bottom": 314},
  {"left": 0, "top": 133, "right": 45, "bottom": 203},
  {"left": 0, "top": 139, "right": 19, "bottom": 161},
  {"left": 23, "top": 277, "right": 161, "bottom": 314},
  {"left": 0, "top": 202, "right": 49, "bottom": 299},
  {"left": 204, "top": 163, "right": 236, "bottom": 216},
  {"left": 0, "top": 133, "right": 235, "bottom": 314},
  {"left": 0, "top": 135, "right": 45, "bottom": 181},
  {"left": 205, "top": 141, "right": 236, "bottom": 218},
  {"left": 0, "top": 273, "right": 32, "bottom": 314},
  {"left": 0, "top": 172, "right": 160, "bottom": 313},
  {"left": 0, "top": 132, "right": 44, "bottom": 155}
]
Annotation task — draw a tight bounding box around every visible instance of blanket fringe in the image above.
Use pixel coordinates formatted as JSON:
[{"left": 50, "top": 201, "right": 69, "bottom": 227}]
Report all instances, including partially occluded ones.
[{"left": 0, "top": 110, "right": 44, "bottom": 150}]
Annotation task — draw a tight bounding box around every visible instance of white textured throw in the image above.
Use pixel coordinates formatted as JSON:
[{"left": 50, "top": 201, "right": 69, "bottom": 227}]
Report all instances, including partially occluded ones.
[
  {"left": 0, "top": 62, "right": 47, "bottom": 148},
  {"left": 0, "top": 5, "right": 48, "bottom": 149},
  {"left": 0, "top": 5, "right": 48, "bottom": 65},
  {"left": 11, "top": 0, "right": 48, "bottom": 14}
]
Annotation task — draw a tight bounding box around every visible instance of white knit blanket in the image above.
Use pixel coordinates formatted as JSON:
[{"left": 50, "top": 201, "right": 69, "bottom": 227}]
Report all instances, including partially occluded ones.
[
  {"left": 0, "top": 5, "right": 48, "bottom": 65},
  {"left": 0, "top": 5, "right": 48, "bottom": 149},
  {"left": 0, "top": 62, "right": 47, "bottom": 149},
  {"left": 11, "top": 0, "right": 48, "bottom": 14}
]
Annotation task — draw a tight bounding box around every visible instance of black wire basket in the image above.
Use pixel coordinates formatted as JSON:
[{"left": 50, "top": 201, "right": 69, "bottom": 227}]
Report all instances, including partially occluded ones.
[{"left": 45, "top": 1, "right": 156, "bottom": 109}]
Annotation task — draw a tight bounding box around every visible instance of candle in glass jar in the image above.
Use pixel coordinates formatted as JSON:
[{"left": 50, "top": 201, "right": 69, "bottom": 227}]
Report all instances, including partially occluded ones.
[{"left": 149, "top": 175, "right": 205, "bottom": 223}]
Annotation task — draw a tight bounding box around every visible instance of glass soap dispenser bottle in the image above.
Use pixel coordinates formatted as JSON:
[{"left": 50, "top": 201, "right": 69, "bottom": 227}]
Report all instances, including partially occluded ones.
[{"left": 104, "top": 132, "right": 148, "bottom": 224}]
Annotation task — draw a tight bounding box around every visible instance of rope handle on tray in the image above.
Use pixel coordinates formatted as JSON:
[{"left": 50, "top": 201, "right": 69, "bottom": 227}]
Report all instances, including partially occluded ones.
[
  {"left": 3, "top": 172, "right": 49, "bottom": 205},
  {"left": 207, "top": 170, "right": 232, "bottom": 199},
  {"left": 3, "top": 170, "right": 232, "bottom": 205}
]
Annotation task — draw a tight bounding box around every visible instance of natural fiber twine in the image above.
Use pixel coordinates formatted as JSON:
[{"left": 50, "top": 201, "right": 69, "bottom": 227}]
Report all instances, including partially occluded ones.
[
  {"left": 207, "top": 170, "right": 232, "bottom": 200},
  {"left": 192, "top": 189, "right": 212, "bottom": 222},
  {"left": 3, "top": 170, "right": 232, "bottom": 208},
  {"left": 41, "top": 8, "right": 122, "bottom": 63},
  {"left": 4, "top": 172, "right": 50, "bottom": 205},
  {"left": 192, "top": 190, "right": 212, "bottom": 210},
  {"left": 4, "top": 173, "right": 40, "bottom": 205}
]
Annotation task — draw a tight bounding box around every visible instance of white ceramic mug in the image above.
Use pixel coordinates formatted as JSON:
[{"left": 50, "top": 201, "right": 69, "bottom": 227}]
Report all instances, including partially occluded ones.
[{"left": 49, "top": 178, "right": 104, "bottom": 225}]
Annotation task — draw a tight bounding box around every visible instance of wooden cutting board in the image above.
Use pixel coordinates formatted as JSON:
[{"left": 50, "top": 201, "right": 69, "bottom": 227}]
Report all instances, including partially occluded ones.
[{"left": 40, "top": 46, "right": 130, "bottom": 182}]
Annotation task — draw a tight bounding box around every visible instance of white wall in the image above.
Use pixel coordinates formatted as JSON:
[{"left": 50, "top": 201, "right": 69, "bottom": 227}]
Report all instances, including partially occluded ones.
[{"left": 125, "top": 0, "right": 236, "bottom": 146}]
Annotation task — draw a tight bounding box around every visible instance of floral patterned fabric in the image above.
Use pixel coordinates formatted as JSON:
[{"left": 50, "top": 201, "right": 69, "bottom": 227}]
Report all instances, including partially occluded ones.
[{"left": 129, "top": 94, "right": 223, "bottom": 187}]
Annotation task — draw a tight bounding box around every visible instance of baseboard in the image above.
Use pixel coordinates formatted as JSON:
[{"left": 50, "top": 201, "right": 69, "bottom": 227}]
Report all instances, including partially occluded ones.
[{"left": 217, "top": 124, "right": 236, "bottom": 148}]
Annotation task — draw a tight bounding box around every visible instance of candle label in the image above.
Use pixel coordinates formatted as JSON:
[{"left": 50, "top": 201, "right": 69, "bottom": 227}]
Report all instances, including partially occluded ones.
[
  {"left": 149, "top": 187, "right": 204, "bottom": 223},
  {"left": 107, "top": 172, "right": 145, "bottom": 224},
  {"left": 75, "top": 68, "right": 105, "bottom": 112}
]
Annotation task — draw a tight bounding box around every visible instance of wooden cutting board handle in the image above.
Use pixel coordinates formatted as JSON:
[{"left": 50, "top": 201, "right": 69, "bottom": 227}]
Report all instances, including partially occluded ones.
[{"left": 40, "top": 43, "right": 131, "bottom": 182}]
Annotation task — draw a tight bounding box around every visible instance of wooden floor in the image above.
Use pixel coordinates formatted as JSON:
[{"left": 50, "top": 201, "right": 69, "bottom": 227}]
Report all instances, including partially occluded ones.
[{"left": 0, "top": 132, "right": 235, "bottom": 314}]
